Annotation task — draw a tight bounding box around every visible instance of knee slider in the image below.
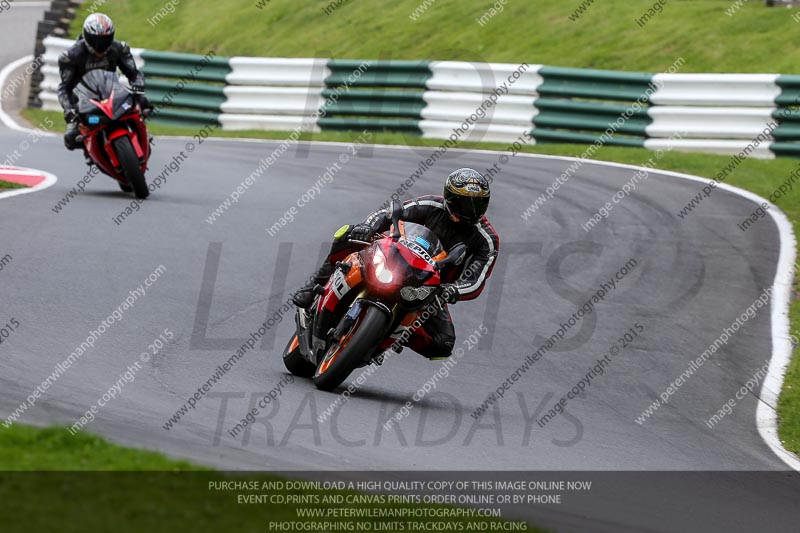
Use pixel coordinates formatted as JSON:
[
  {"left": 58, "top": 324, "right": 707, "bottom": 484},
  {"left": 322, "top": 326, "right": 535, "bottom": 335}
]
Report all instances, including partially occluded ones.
[{"left": 432, "top": 332, "right": 455, "bottom": 355}]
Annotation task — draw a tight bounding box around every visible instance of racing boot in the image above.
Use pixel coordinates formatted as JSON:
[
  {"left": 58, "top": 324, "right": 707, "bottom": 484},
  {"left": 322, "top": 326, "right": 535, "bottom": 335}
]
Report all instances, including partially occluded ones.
[{"left": 292, "top": 261, "right": 335, "bottom": 309}]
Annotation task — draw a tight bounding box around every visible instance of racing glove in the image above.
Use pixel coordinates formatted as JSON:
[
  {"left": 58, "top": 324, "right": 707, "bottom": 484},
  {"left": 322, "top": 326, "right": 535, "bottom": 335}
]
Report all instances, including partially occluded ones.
[
  {"left": 131, "top": 80, "right": 145, "bottom": 93},
  {"left": 64, "top": 108, "right": 78, "bottom": 123},
  {"left": 348, "top": 224, "right": 374, "bottom": 243},
  {"left": 440, "top": 283, "right": 459, "bottom": 305}
]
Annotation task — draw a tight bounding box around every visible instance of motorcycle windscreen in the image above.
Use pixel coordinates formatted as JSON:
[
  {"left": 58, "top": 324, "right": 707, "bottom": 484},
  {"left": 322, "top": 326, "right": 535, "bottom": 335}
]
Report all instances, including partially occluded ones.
[
  {"left": 74, "top": 70, "right": 135, "bottom": 120},
  {"left": 401, "top": 223, "right": 443, "bottom": 253},
  {"left": 388, "top": 222, "right": 443, "bottom": 285},
  {"left": 398, "top": 222, "right": 444, "bottom": 261}
]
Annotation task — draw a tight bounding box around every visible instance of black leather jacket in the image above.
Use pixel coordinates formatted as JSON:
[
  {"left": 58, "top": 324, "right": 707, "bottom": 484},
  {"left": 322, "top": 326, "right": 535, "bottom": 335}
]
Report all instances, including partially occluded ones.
[
  {"left": 362, "top": 195, "right": 500, "bottom": 301},
  {"left": 57, "top": 36, "right": 144, "bottom": 113}
]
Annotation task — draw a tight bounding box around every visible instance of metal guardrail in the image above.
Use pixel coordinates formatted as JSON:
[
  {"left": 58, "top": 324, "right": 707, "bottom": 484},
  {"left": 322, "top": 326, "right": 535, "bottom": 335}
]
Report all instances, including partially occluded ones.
[
  {"left": 32, "top": 35, "right": 800, "bottom": 158},
  {"left": 29, "top": 0, "right": 83, "bottom": 109}
]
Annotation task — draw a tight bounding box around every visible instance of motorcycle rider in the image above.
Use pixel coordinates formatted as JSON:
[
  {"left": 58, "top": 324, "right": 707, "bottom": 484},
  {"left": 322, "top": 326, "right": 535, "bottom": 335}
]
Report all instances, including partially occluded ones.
[
  {"left": 293, "top": 168, "right": 500, "bottom": 360},
  {"left": 57, "top": 13, "right": 152, "bottom": 155}
]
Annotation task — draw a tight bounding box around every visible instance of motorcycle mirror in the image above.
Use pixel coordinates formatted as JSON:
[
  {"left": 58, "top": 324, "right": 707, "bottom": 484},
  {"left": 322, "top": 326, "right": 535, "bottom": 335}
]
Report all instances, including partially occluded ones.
[
  {"left": 436, "top": 243, "right": 467, "bottom": 270},
  {"left": 390, "top": 200, "right": 403, "bottom": 240}
]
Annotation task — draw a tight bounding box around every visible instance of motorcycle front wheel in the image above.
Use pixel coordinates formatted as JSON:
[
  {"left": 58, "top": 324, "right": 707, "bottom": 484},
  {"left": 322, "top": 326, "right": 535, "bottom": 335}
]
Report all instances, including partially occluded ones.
[
  {"left": 313, "top": 306, "right": 389, "bottom": 392},
  {"left": 113, "top": 136, "right": 149, "bottom": 199}
]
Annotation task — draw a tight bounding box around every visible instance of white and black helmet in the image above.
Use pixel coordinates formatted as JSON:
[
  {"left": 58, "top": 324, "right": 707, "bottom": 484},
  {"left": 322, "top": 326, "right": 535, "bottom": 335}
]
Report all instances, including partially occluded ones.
[{"left": 83, "top": 13, "right": 115, "bottom": 56}]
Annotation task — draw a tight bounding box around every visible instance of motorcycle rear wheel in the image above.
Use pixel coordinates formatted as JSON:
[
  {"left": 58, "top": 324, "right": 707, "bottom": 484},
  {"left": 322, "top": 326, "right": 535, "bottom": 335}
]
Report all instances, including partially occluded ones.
[
  {"left": 113, "top": 136, "right": 149, "bottom": 199},
  {"left": 313, "top": 306, "right": 389, "bottom": 392}
]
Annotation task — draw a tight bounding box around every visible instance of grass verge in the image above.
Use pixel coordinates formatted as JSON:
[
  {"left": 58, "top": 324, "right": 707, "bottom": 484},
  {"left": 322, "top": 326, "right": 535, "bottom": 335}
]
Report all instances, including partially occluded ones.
[
  {"left": 0, "top": 424, "right": 202, "bottom": 471},
  {"left": 21, "top": 106, "right": 800, "bottom": 456},
  {"left": 0, "top": 425, "right": 540, "bottom": 532},
  {"left": 0, "top": 180, "right": 25, "bottom": 190},
  {"left": 69, "top": 0, "right": 800, "bottom": 73}
]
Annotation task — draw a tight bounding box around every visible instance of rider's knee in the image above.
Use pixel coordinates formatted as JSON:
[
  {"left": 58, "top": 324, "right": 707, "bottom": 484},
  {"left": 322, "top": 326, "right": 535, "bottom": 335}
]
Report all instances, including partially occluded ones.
[{"left": 423, "top": 333, "right": 455, "bottom": 360}]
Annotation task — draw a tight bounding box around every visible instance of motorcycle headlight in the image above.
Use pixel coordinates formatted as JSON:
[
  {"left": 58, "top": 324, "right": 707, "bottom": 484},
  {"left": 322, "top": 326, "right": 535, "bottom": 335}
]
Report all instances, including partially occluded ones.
[{"left": 372, "top": 248, "right": 393, "bottom": 284}]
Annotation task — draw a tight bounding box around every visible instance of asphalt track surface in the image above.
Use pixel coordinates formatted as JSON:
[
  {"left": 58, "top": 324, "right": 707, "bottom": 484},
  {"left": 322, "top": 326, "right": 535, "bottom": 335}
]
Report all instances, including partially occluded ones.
[{"left": 2, "top": 5, "right": 800, "bottom": 533}]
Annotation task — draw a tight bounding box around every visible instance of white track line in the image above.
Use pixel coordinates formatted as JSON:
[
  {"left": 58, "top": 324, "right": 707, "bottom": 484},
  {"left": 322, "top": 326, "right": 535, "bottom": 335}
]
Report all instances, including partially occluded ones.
[
  {"left": 0, "top": 55, "right": 40, "bottom": 133},
  {"left": 512, "top": 154, "right": 800, "bottom": 472},
  {"left": 0, "top": 168, "right": 57, "bottom": 200},
  {"left": 1, "top": 57, "right": 797, "bottom": 470},
  {"left": 0, "top": 56, "right": 58, "bottom": 197},
  {"left": 0, "top": 54, "right": 56, "bottom": 135}
]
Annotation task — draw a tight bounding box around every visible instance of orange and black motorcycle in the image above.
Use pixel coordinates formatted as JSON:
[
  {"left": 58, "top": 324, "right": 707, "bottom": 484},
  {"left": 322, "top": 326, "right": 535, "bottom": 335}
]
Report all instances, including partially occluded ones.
[{"left": 283, "top": 203, "right": 466, "bottom": 391}]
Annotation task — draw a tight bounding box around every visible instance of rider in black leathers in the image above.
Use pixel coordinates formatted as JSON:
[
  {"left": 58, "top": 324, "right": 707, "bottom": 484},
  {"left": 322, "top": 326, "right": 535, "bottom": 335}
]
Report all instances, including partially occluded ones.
[
  {"left": 57, "top": 13, "right": 151, "bottom": 152},
  {"left": 293, "top": 168, "right": 500, "bottom": 360}
]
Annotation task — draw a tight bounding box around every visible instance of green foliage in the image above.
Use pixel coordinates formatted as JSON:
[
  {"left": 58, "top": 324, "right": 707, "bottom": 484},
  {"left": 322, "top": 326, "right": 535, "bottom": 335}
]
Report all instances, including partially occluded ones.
[{"left": 72, "top": 0, "right": 800, "bottom": 73}]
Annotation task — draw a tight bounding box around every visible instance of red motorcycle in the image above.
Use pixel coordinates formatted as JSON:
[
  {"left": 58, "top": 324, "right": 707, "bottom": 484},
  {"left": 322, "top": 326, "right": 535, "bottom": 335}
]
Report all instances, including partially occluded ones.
[
  {"left": 74, "top": 70, "right": 152, "bottom": 198},
  {"left": 283, "top": 203, "right": 467, "bottom": 391}
]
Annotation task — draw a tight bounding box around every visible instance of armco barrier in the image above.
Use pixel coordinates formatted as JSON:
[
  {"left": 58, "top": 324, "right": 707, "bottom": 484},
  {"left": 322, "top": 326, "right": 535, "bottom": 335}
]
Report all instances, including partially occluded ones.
[
  {"left": 537, "top": 66, "right": 653, "bottom": 102},
  {"left": 35, "top": 36, "right": 800, "bottom": 158},
  {"left": 29, "top": 0, "right": 82, "bottom": 108}
]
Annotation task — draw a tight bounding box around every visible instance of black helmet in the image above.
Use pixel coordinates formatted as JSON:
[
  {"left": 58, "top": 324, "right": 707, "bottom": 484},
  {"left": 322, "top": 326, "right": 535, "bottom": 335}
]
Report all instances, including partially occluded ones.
[
  {"left": 443, "top": 168, "right": 490, "bottom": 224},
  {"left": 83, "top": 13, "right": 115, "bottom": 56}
]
